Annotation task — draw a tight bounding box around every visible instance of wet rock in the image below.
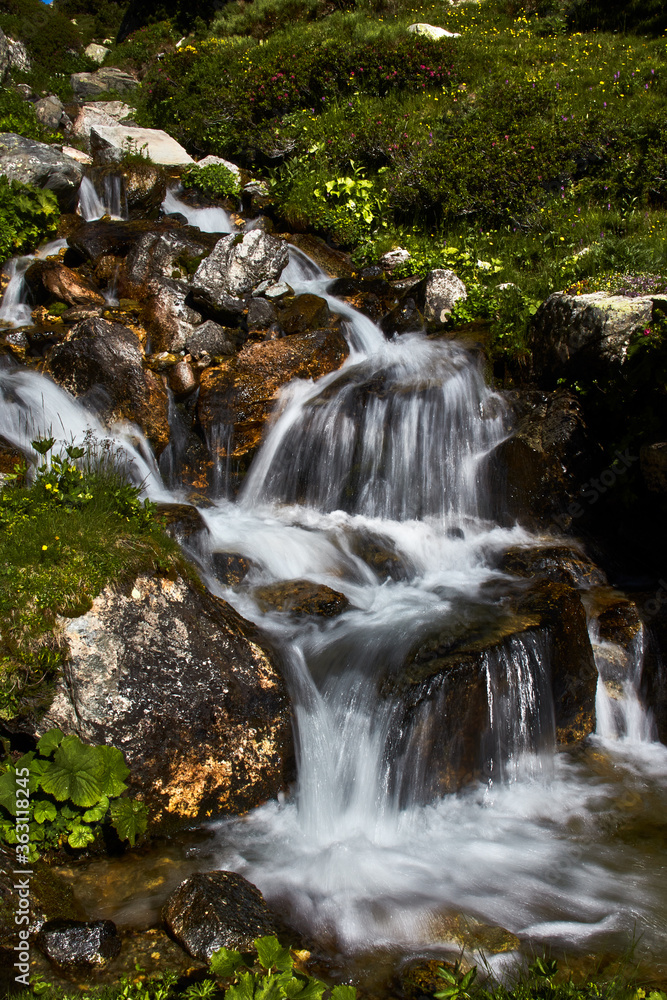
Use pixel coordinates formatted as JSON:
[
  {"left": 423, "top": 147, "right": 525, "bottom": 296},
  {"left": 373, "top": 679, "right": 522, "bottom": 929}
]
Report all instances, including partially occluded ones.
[
  {"left": 25, "top": 259, "right": 105, "bottom": 308},
  {"left": 641, "top": 602, "right": 667, "bottom": 745},
  {"left": 387, "top": 580, "right": 597, "bottom": 793},
  {"left": 68, "top": 219, "right": 178, "bottom": 264},
  {"left": 421, "top": 269, "right": 467, "bottom": 326},
  {"left": 90, "top": 125, "right": 194, "bottom": 167},
  {"left": 254, "top": 580, "right": 350, "bottom": 617},
  {"left": 60, "top": 305, "right": 104, "bottom": 323},
  {"left": 123, "top": 163, "right": 167, "bottom": 212},
  {"left": 595, "top": 597, "right": 642, "bottom": 648},
  {"left": 530, "top": 291, "right": 663, "bottom": 385},
  {"left": 37, "top": 919, "right": 121, "bottom": 971},
  {"left": 41, "top": 572, "right": 293, "bottom": 828},
  {"left": 198, "top": 327, "right": 349, "bottom": 462},
  {"left": 154, "top": 502, "right": 208, "bottom": 542},
  {"left": 286, "top": 234, "right": 354, "bottom": 278},
  {"left": 0, "top": 133, "right": 84, "bottom": 208},
  {"left": 84, "top": 42, "right": 110, "bottom": 64},
  {"left": 163, "top": 871, "right": 277, "bottom": 961},
  {"left": 185, "top": 319, "right": 237, "bottom": 359},
  {"left": 264, "top": 281, "right": 292, "bottom": 302},
  {"left": 278, "top": 293, "right": 331, "bottom": 335},
  {"left": 192, "top": 231, "right": 289, "bottom": 320},
  {"left": 499, "top": 544, "right": 607, "bottom": 589},
  {"left": 46, "top": 317, "right": 170, "bottom": 454},
  {"left": 124, "top": 227, "right": 216, "bottom": 293},
  {"left": 34, "top": 95, "right": 64, "bottom": 130},
  {"left": 169, "top": 359, "right": 197, "bottom": 395},
  {"left": 143, "top": 276, "right": 203, "bottom": 353},
  {"left": 212, "top": 553, "right": 257, "bottom": 586},
  {"left": 0, "top": 849, "right": 81, "bottom": 946},
  {"left": 247, "top": 297, "right": 277, "bottom": 331},
  {"left": 380, "top": 296, "right": 423, "bottom": 337},
  {"left": 640, "top": 442, "right": 667, "bottom": 494},
  {"left": 491, "top": 390, "right": 594, "bottom": 530},
  {"left": 71, "top": 67, "right": 139, "bottom": 99}
]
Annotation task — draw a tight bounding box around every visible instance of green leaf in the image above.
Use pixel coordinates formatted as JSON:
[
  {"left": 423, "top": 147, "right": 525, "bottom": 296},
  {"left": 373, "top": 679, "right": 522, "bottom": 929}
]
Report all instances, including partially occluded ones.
[
  {"left": 67, "top": 823, "right": 96, "bottom": 849},
  {"left": 210, "top": 946, "right": 245, "bottom": 978},
  {"left": 109, "top": 798, "right": 148, "bottom": 846},
  {"left": 285, "top": 977, "right": 327, "bottom": 1000},
  {"left": 37, "top": 728, "right": 64, "bottom": 757},
  {"left": 330, "top": 987, "right": 356, "bottom": 1000},
  {"left": 226, "top": 972, "right": 256, "bottom": 1000},
  {"left": 437, "top": 969, "right": 458, "bottom": 986},
  {"left": 33, "top": 800, "right": 57, "bottom": 824},
  {"left": 0, "top": 770, "right": 18, "bottom": 816},
  {"left": 253, "top": 975, "right": 285, "bottom": 1000},
  {"left": 96, "top": 745, "right": 129, "bottom": 798},
  {"left": 38, "top": 734, "right": 102, "bottom": 807},
  {"left": 82, "top": 795, "right": 109, "bottom": 822},
  {"left": 255, "top": 936, "right": 293, "bottom": 973}
]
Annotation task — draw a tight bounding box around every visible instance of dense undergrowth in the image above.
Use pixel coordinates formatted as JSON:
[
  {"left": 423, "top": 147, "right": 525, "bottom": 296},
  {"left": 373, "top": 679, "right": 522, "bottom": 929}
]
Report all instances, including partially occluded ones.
[
  {"left": 122, "top": 0, "right": 667, "bottom": 357},
  {"left": 0, "top": 437, "right": 180, "bottom": 723}
]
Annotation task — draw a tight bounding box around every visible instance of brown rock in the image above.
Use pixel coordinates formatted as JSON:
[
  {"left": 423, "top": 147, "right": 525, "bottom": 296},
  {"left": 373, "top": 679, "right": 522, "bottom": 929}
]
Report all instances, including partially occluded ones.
[
  {"left": 198, "top": 327, "right": 349, "bottom": 461},
  {"left": 278, "top": 293, "right": 331, "bottom": 335},
  {"left": 168, "top": 360, "right": 198, "bottom": 396},
  {"left": 254, "top": 580, "right": 350, "bottom": 617},
  {"left": 25, "top": 259, "right": 105, "bottom": 308},
  {"left": 212, "top": 553, "right": 257, "bottom": 586},
  {"left": 499, "top": 544, "right": 606, "bottom": 589},
  {"left": 40, "top": 572, "right": 293, "bottom": 829}
]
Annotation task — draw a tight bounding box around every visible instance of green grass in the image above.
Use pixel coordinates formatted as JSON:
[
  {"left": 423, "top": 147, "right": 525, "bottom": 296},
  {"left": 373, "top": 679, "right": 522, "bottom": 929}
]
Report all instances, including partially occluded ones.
[{"left": 0, "top": 440, "right": 181, "bottom": 723}]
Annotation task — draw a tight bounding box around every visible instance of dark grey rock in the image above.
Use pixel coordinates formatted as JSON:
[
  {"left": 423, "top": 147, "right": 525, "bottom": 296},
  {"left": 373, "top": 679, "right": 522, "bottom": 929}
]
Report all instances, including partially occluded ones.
[
  {"left": 71, "top": 67, "right": 139, "bottom": 99},
  {"left": 37, "top": 919, "right": 121, "bottom": 970},
  {"left": 247, "top": 297, "right": 277, "bottom": 330},
  {"left": 163, "top": 871, "right": 277, "bottom": 961},
  {"left": 192, "top": 231, "right": 289, "bottom": 320},
  {"left": 0, "top": 133, "right": 84, "bottom": 208},
  {"left": 185, "top": 319, "right": 237, "bottom": 359},
  {"left": 34, "top": 96, "right": 65, "bottom": 130}
]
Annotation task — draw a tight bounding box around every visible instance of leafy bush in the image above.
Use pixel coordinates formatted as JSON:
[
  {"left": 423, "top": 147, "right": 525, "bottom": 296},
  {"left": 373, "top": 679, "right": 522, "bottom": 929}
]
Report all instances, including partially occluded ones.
[
  {"left": 0, "top": 435, "right": 180, "bottom": 721},
  {"left": 0, "top": 728, "right": 148, "bottom": 858},
  {"left": 0, "top": 87, "right": 44, "bottom": 140},
  {"left": 0, "top": 0, "right": 88, "bottom": 76},
  {"left": 106, "top": 20, "right": 177, "bottom": 75},
  {"left": 0, "top": 177, "right": 59, "bottom": 263},
  {"left": 182, "top": 163, "right": 241, "bottom": 199}
]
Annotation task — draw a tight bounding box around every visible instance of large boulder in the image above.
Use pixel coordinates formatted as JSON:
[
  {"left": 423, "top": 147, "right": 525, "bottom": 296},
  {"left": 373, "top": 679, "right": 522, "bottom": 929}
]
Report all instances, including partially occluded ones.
[
  {"left": 163, "top": 872, "right": 277, "bottom": 961},
  {"left": 407, "top": 22, "right": 460, "bottom": 39},
  {"left": 198, "top": 327, "right": 349, "bottom": 463},
  {"left": 254, "top": 580, "right": 350, "bottom": 617},
  {"left": 0, "top": 133, "right": 84, "bottom": 208},
  {"left": 70, "top": 102, "right": 135, "bottom": 149},
  {"left": 90, "top": 125, "right": 194, "bottom": 167},
  {"left": 530, "top": 291, "right": 664, "bottom": 384},
  {"left": 185, "top": 319, "right": 237, "bottom": 360},
  {"left": 45, "top": 317, "right": 170, "bottom": 454},
  {"left": 71, "top": 67, "right": 139, "bottom": 99},
  {"left": 34, "top": 96, "right": 64, "bottom": 131},
  {"left": 41, "top": 572, "right": 293, "bottom": 829},
  {"left": 84, "top": 42, "right": 110, "bottom": 64},
  {"left": 6, "top": 37, "right": 30, "bottom": 73},
  {"left": 421, "top": 268, "right": 467, "bottom": 326},
  {"left": 143, "top": 277, "right": 203, "bottom": 353},
  {"left": 192, "top": 231, "right": 289, "bottom": 321}
]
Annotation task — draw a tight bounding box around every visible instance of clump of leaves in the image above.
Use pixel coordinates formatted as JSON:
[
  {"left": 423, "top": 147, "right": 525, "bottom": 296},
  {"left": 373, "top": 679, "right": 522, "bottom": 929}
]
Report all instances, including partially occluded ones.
[
  {"left": 181, "top": 163, "right": 241, "bottom": 200},
  {"left": 208, "top": 935, "right": 356, "bottom": 1000},
  {"left": 0, "top": 177, "right": 59, "bottom": 263},
  {"left": 0, "top": 727, "right": 148, "bottom": 859}
]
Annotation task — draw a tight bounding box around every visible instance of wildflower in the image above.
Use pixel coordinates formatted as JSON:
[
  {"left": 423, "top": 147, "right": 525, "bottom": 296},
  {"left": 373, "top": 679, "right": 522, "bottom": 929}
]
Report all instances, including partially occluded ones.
[{"left": 42, "top": 545, "right": 48, "bottom": 551}]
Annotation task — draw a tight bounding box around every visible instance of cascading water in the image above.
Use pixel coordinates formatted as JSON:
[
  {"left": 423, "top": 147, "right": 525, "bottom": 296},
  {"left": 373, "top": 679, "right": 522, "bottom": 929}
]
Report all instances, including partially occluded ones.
[
  {"left": 77, "top": 174, "right": 127, "bottom": 222},
  {"left": 591, "top": 620, "right": 656, "bottom": 744},
  {"left": 1, "top": 241, "right": 666, "bottom": 974},
  {"left": 162, "top": 187, "right": 235, "bottom": 234},
  {"left": 0, "top": 239, "right": 68, "bottom": 328}
]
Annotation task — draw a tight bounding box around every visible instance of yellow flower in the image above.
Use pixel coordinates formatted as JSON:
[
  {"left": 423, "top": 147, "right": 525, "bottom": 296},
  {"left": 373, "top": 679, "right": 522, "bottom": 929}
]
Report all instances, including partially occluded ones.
[{"left": 42, "top": 545, "right": 48, "bottom": 551}]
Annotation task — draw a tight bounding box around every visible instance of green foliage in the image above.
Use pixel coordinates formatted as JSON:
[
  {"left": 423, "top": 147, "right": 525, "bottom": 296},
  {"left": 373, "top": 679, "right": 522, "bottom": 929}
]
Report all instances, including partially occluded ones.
[
  {"left": 0, "top": 0, "right": 89, "bottom": 78},
  {"left": 182, "top": 163, "right": 241, "bottom": 199},
  {"left": 208, "top": 936, "right": 349, "bottom": 1000},
  {"left": 435, "top": 963, "right": 477, "bottom": 1000},
  {"left": 0, "top": 728, "right": 148, "bottom": 859},
  {"left": 107, "top": 20, "right": 177, "bottom": 75},
  {"left": 52, "top": 0, "right": 126, "bottom": 44},
  {"left": 0, "top": 87, "right": 44, "bottom": 140},
  {"left": 0, "top": 177, "right": 59, "bottom": 263},
  {"left": 0, "top": 435, "right": 180, "bottom": 721}
]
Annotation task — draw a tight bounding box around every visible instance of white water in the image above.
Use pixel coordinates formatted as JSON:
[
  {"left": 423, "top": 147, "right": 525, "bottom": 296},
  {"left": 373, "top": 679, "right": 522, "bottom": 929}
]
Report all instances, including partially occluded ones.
[
  {"left": 1, "top": 242, "right": 666, "bottom": 973},
  {"left": 0, "top": 238, "right": 68, "bottom": 328},
  {"left": 77, "top": 175, "right": 127, "bottom": 222},
  {"left": 162, "top": 187, "right": 235, "bottom": 233},
  {"left": 592, "top": 620, "right": 656, "bottom": 744}
]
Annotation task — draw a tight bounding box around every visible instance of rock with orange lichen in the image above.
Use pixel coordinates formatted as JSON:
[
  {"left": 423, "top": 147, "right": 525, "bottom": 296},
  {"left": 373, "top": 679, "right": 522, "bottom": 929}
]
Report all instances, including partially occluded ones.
[{"left": 39, "top": 572, "right": 293, "bottom": 831}]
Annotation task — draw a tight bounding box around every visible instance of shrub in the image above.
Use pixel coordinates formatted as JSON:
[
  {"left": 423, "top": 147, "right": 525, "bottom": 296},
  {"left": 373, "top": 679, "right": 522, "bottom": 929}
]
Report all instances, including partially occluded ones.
[
  {"left": 0, "top": 87, "right": 43, "bottom": 139},
  {"left": 0, "top": 177, "right": 59, "bottom": 263},
  {"left": 0, "top": 0, "right": 87, "bottom": 75},
  {"left": 0, "top": 728, "right": 148, "bottom": 859},
  {"left": 182, "top": 162, "right": 241, "bottom": 198}
]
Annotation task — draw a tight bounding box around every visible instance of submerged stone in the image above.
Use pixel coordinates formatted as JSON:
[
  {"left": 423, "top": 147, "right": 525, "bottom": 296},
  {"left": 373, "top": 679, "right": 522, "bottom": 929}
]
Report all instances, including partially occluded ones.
[{"left": 254, "top": 580, "right": 350, "bottom": 617}]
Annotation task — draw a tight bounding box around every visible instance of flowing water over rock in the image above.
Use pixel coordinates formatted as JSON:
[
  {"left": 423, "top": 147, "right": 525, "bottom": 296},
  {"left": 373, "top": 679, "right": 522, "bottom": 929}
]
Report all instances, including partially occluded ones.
[
  {"left": 1, "top": 238, "right": 666, "bottom": 979},
  {"left": 162, "top": 187, "right": 235, "bottom": 234},
  {"left": 78, "top": 174, "right": 127, "bottom": 221},
  {"left": 0, "top": 238, "right": 68, "bottom": 328}
]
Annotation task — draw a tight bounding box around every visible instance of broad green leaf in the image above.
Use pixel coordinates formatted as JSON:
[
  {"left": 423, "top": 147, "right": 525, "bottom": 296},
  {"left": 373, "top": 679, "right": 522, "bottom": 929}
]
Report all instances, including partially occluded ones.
[
  {"left": 330, "top": 987, "right": 356, "bottom": 1000},
  {"left": 33, "top": 800, "right": 57, "bottom": 824},
  {"left": 109, "top": 798, "right": 148, "bottom": 846},
  {"left": 226, "top": 972, "right": 256, "bottom": 1000},
  {"left": 255, "top": 936, "right": 292, "bottom": 973},
  {"left": 285, "top": 977, "right": 327, "bottom": 1000},
  {"left": 67, "top": 823, "right": 96, "bottom": 849},
  {"left": 253, "top": 975, "right": 285, "bottom": 1000},
  {"left": 39, "top": 734, "right": 102, "bottom": 807},
  {"left": 82, "top": 795, "right": 109, "bottom": 823},
  {"left": 210, "top": 946, "right": 245, "bottom": 978},
  {"left": 96, "top": 745, "right": 129, "bottom": 798},
  {"left": 37, "top": 728, "right": 64, "bottom": 757},
  {"left": 0, "top": 770, "right": 18, "bottom": 815}
]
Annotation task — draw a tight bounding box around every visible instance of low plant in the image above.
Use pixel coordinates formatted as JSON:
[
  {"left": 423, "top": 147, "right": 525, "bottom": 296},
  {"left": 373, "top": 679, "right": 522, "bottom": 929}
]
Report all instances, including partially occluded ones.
[
  {"left": 0, "top": 728, "right": 148, "bottom": 859},
  {"left": 181, "top": 163, "right": 241, "bottom": 199},
  {"left": 0, "top": 177, "right": 60, "bottom": 263}
]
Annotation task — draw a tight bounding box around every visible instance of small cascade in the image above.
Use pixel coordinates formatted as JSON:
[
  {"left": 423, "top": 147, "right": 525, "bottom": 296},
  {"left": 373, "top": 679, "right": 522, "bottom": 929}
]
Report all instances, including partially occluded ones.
[
  {"left": 77, "top": 174, "right": 127, "bottom": 221},
  {"left": 591, "top": 619, "right": 656, "bottom": 743},
  {"left": 0, "top": 238, "right": 68, "bottom": 328},
  {"left": 162, "top": 186, "right": 234, "bottom": 234}
]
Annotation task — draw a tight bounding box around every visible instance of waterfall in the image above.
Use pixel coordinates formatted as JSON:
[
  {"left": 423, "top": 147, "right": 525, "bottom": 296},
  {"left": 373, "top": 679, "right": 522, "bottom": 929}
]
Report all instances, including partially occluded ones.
[
  {"left": 591, "top": 620, "right": 656, "bottom": 743},
  {"left": 162, "top": 186, "right": 235, "bottom": 234},
  {"left": 77, "top": 174, "right": 127, "bottom": 222},
  {"left": 0, "top": 238, "right": 68, "bottom": 328}
]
